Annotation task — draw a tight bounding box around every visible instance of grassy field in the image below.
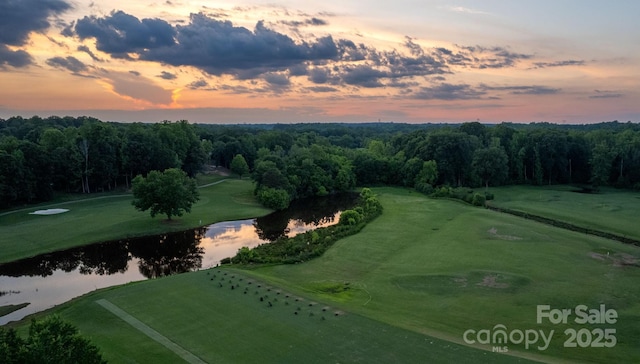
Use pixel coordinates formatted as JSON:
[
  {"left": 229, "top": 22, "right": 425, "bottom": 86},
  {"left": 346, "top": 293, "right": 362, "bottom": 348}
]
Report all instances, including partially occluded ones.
[
  {"left": 5, "top": 186, "right": 640, "bottom": 363},
  {"left": 0, "top": 176, "right": 271, "bottom": 263},
  {"left": 32, "top": 269, "right": 528, "bottom": 364},
  {"left": 487, "top": 185, "right": 640, "bottom": 241},
  {"left": 248, "top": 188, "right": 640, "bottom": 363}
]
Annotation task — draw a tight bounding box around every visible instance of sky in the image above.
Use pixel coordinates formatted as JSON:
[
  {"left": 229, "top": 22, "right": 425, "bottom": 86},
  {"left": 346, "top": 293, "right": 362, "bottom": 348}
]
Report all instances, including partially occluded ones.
[{"left": 0, "top": 0, "right": 639, "bottom": 124}]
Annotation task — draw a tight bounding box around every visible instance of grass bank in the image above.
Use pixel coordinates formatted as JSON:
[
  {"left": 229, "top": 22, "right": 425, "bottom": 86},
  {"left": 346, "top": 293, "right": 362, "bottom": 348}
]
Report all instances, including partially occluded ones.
[
  {"left": 6, "top": 187, "right": 640, "bottom": 363},
  {"left": 248, "top": 187, "right": 640, "bottom": 363},
  {"left": 27, "top": 269, "right": 527, "bottom": 363},
  {"left": 487, "top": 185, "right": 640, "bottom": 241},
  {"left": 0, "top": 177, "right": 271, "bottom": 264}
]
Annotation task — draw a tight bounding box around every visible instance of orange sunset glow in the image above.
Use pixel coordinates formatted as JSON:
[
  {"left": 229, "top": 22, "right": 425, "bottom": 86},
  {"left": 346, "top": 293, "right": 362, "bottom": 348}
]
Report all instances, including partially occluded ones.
[{"left": 1, "top": 1, "right": 639, "bottom": 123}]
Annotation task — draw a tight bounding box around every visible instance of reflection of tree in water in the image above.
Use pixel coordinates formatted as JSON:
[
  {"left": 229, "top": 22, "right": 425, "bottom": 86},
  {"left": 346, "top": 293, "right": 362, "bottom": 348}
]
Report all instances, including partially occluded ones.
[
  {"left": 0, "top": 240, "right": 131, "bottom": 277},
  {"left": 0, "top": 194, "right": 353, "bottom": 279},
  {"left": 129, "top": 227, "right": 206, "bottom": 279},
  {"left": 77, "top": 241, "right": 130, "bottom": 275},
  {"left": 254, "top": 193, "right": 358, "bottom": 241},
  {"left": 0, "top": 228, "right": 206, "bottom": 279}
]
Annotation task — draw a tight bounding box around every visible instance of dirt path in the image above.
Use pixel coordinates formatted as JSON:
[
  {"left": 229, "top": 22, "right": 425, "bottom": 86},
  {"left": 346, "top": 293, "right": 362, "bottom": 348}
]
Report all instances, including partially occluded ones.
[{"left": 96, "top": 299, "right": 208, "bottom": 364}]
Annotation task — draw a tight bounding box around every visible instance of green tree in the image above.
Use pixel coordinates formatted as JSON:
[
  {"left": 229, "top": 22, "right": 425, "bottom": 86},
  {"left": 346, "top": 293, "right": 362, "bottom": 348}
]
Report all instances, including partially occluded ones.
[
  {"left": 590, "top": 142, "right": 613, "bottom": 190},
  {"left": 472, "top": 147, "right": 508, "bottom": 190},
  {"left": 416, "top": 160, "right": 438, "bottom": 186},
  {"left": 230, "top": 154, "right": 250, "bottom": 178},
  {"left": 0, "top": 316, "right": 106, "bottom": 364},
  {"left": 132, "top": 168, "right": 199, "bottom": 220},
  {"left": 256, "top": 187, "right": 290, "bottom": 210}
]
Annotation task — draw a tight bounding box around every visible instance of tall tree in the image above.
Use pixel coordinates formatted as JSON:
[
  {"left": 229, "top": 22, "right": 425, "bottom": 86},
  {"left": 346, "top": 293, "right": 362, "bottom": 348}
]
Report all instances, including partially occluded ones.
[
  {"left": 472, "top": 147, "right": 509, "bottom": 190},
  {"left": 132, "top": 168, "right": 199, "bottom": 220},
  {"left": 230, "top": 154, "right": 250, "bottom": 178}
]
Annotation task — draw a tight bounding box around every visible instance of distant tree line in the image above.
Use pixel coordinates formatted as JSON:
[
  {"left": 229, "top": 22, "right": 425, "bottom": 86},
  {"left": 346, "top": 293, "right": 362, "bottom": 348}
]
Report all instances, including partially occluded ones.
[
  {"left": 1, "top": 116, "right": 639, "bottom": 209},
  {"left": 0, "top": 117, "right": 208, "bottom": 208}
]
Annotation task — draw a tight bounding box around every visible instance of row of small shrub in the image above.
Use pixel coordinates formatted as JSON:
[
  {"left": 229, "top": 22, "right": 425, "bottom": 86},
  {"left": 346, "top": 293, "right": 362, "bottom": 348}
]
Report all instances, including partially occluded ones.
[
  {"left": 418, "top": 185, "right": 493, "bottom": 206},
  {"left": 225, "top": 188, "right": 383, "bottom": 265}
]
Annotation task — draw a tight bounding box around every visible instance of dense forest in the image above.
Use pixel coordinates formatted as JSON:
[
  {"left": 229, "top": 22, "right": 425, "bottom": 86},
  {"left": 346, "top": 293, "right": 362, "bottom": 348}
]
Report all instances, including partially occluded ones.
[{"left": 1, "top": 116, "right": 639, "bottom": 209}]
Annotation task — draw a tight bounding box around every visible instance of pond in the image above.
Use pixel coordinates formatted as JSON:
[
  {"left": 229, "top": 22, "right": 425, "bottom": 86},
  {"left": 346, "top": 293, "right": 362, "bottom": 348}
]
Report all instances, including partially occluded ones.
[{"left": 0, "top": 193, "right": 357, "bottom": 325}]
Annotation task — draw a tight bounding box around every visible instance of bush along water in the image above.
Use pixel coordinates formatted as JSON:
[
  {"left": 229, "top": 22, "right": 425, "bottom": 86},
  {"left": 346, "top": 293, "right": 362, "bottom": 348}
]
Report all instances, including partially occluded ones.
[{"left": 226, "top": 188, "right": 383, "bottom": 265}]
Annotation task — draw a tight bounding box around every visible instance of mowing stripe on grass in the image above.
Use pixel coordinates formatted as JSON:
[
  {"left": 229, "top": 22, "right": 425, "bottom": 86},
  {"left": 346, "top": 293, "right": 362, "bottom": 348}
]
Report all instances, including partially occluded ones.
[{"left": 96, "top": 299, "right": 207, "bottom": 364}]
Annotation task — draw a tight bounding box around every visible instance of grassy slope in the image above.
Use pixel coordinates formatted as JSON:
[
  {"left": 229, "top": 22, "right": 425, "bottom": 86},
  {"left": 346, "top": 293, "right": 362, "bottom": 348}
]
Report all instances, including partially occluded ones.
[
  {"left": 6, "top": 187, "right": 640, "bottom": 363},
  {"left": 487, "top": 185, "right": 640, "bottom": 241},
  {"left": 0, "top": 177, "right": 271, "bottom": 264},
  {"left": 249, "top": 187, "right": 640, "bottom": 363},
  {"left": 50, "top": 270, "right": 526, "bottom": 364}
]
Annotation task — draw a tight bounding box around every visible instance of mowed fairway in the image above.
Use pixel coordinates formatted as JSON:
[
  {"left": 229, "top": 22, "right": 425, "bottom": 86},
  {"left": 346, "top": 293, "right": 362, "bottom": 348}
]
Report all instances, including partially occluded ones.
[
  {"left": 7, "top": 187, "right": 640, "bottom": 363},
  {"left": 488, "top": 185, "right": 640, "bottom": 241},
  {"left": 250, "top": 188, "right": 640, "bottom": 363},
  {"left": 0, "top": 178, "right": 271, "bottom": 263},
  {"left": 50, "top": 270, "right": 526, "bottom": 364}
]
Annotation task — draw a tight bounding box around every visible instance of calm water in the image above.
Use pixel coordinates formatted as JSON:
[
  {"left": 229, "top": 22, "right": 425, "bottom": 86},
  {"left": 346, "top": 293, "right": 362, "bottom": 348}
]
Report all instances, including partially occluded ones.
[{"left": 0, "top": 194, "right": 356, "bottom": 325}]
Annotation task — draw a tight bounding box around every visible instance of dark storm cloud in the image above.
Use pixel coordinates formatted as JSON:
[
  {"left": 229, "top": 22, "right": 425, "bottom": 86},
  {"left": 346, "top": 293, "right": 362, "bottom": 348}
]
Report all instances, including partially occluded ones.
[
  {"left": 67, "top": 10, "right": 557, "bottom": 94},
  {"left": 263, "top": 73, "right": 290, "bottom": 87},
  {"left": 0, "top": 0, "right": 71, "bottom": 45},
  {"left": 413, "top": 83, "right": 486, "bottom": 100},
  {"left": 74, "top": 10, "right": 176, "bottom": 56},
  {"left": 341, "top": 65, "right": 386, "bottom": 88},
  {"left": 158, "top": 71, "right": 177, "bottom": 80},
  {"left": 0, "top": 0, "right": 71, "bottom": 67},
  {"left": 73, "top": 12, "right": 339, "bottom": 76},
  {"left": 46, "top": 56, "right": 87, "bottom": 74},
  {"left": 287, "top": 64, "right": 308, "bottom": 76},
  {"left": 0, "top": 45, "right": 32, "bottom": 68},
  {"left": 308, "top": 67, "right": 333, "bottom": 84}
]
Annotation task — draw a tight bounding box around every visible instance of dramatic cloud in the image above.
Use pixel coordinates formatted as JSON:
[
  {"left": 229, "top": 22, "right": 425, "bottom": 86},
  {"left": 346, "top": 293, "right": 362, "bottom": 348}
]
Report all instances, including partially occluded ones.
[
  {"left": 0, "top": 0, "right": 71, "bottom": 67},
  {"left": 64, "top": 9, "right": 574, "bottom": 99},
  {"left": 77, "top": 45, "right": 102, "bottom": 62},
  {"left": 481, "top": 84, "right": 561, "bottom": 95},
  {"left": 74, "top": 10, "right": 176, "bottom": 58},
  {"left": 188, "top": 79, "right": 209, "bottom": 89},
  {"left": 413, "top": 83, "right": 486, "bottom": 100},
  {"left": 341, "top": 65, "right": 386, "bottom": 88},
  {"left": 532, "top": 60, "right": 585, "bottom": 69},
  {"left": 0, "top": 45, "right": 32, "bottom": 68},
  {"left": 279, "top": 17, "right": 328, "bottom": 28},
  {"left": 158, "top": 71, "right": 177, "bottom": 80},
  {"left": 73, "top": 12, "right": 338, "bottom": 75},
  {"left": 455, "top": 45, "right": 531, "bottom": 69},
  {"left": 46, "top": 56, "right": 88, "bottom": 74}
]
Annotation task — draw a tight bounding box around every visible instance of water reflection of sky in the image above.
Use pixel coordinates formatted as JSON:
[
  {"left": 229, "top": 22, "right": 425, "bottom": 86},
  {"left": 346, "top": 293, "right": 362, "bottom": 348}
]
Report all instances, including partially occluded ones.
[{"left": 0, "top": 211, "right": 343, "bottom": 325}]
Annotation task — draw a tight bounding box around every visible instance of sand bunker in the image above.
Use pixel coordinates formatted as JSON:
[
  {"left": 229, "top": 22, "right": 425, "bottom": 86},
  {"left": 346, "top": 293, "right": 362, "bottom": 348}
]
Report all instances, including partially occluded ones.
[
  {"left": 476, "top": 275, "right": 510, "bottom": 289},
  {"left": 29, "top": 208, "right": 69, "bottom": 215},
  {"left": 488, "top": 227, "right": 523, "bottom": 241},
  {"left": 590, "top": 252, "right": 638, "bottom": 267}
]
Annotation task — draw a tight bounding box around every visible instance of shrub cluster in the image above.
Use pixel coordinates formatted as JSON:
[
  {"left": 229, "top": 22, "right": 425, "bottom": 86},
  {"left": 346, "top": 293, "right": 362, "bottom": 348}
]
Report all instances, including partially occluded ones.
[
  {"left": 427, "top": 186, "right": 488, "bottom": 206},
  {"left": 226, "top": 188, "right": 382, "bottom": 265}
]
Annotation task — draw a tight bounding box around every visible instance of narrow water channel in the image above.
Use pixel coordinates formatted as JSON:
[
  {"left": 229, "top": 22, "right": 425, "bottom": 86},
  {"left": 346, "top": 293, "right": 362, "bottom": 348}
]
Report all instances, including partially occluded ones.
[{"left": 0, "top": 194, "right": 356, "bottom": 325}]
